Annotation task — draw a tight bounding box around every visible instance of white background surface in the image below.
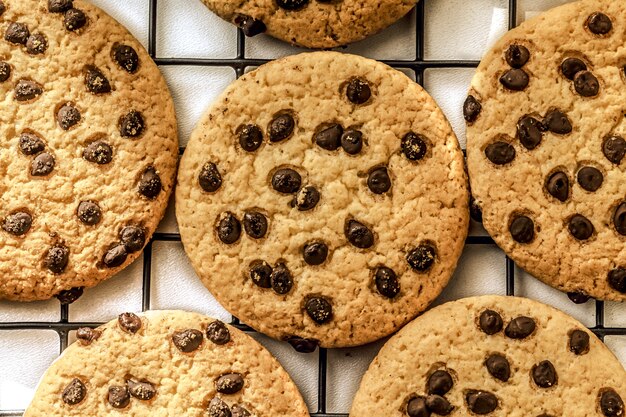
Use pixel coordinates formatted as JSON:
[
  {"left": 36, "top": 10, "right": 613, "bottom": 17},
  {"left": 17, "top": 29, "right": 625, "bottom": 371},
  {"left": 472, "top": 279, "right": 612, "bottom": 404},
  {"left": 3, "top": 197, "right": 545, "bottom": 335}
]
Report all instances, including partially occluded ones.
[{"left": 0, "top": 0, "right": 624, "bottom": 414}]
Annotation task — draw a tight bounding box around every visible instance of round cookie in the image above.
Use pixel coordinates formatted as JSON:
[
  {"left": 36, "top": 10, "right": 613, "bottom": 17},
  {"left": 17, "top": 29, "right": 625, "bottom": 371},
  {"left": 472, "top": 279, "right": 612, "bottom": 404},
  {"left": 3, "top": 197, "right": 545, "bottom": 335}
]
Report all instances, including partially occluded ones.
[
  {"left": 24, "top": 310, "right": 309, "bottom": 417},
  {"left": 0, "top": 0, "right": 178, "bottom": 301},
  {"left": 176, "top": 51, "right": 469, "bottom": 348},
  {"left": 351, "top": 295, "right": 626, "bottom": 417},
  {"left": 197, "top": 0, "right": 417, "bottom": 48},
  {"left": 466, "top": 0, "right": 626, "bottom": 301}
]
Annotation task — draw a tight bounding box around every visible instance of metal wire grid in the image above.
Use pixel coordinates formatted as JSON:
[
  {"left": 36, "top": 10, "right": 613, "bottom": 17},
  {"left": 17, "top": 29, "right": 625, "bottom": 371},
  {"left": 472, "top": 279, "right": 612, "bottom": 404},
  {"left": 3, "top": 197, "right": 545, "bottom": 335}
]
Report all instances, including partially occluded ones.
[{"left": 1, "top": 0, "right": 625, "bottom": 416}]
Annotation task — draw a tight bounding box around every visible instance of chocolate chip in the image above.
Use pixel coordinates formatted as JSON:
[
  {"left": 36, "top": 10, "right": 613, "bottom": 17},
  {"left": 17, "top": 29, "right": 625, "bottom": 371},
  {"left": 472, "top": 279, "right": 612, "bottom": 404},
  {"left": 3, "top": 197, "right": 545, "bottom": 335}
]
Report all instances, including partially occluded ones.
[
  {"left": 569, "top": 329, "right": 590, "bottom": 355},
  {"left": 546, "top": 171, "right": 569, "bottom": 202},
  {"left": 269, "top": 114, "right": 295, "bottom": 142},
  {"left": 249, "top": 260, "right": 272, "bottom": 288},
  {"left": 543, "top": 109, "right": 572, "bottom": 134},
  {"left": 407, "top": 244, "right": 436, "bottom": 272},
  {"left": 231, "top": 405, "right": 251, "bottom": 417},
  {"left": 505, "top": 316, "right": 535, "bottom": 339},
  {"left": 509, "top": 215, "right": 534, "bottom": 244},
  {"left": 505, "top": 44, "right": 530, "bottom": 68},
  {"left": 76, "top": 327, "right": 101, "bottom": 344},
  {"left": 243, "top": 211, "right": 268, "bottom": 239},
  {"left": 102, "top": 244, "right": 128, "bottom": 268},
  {"left": 118, "top": 312, "right": 141, "bottom": 334},
  {"left": 603, "top": 136, "right": 626, "bottom": 164},
  {"left": 577, "top": 166, "right": 603, "bottom": 191},
  {"left": 567, "top": 291, "right": 591, "bottom": 304},
  {"left": 479, "top": 309, "right": 503, "bottom": 335},
  {"left": 463, "top": 95, "right": 482, "bottom": 123},
  {"left": 305, "top": 296, "right": 332, "bottom": 324},
  {"left": 346, "top": 77, "right": 371, "bottom": 104},
  {"left": 374, "top": 266, "right": 399, "bottom": 298},
  {"left": 0, "top": 1, "right": 4, "bottom": 15},
  {"left": 470, "top": 196, "right": 483, "bottom": 223},
  {"left": 270, "top": 263, "right": 293, "bottom": 294},
  {"left": 587, "top": 12, "right": 612, "bottom": 35},
  {"left": 500, "top": 68, "right": 529, "bottom": 91},
  {"left": 19, "top": 132, "right": 45, "bottom": 155},
  {"left": 292, "top": 185, "right": 320, "bottom": 211},
  {"left": 2, "top": 211, "right": 32, "bottom": 236},
  {"left": 49, "top": 0, "right": 73, "bottom": 13},
  {"left": 208, "top": 397, "right": 231, "bottom": 417},
  {"left": 127, "top": 379, "right": 156, "bottom": 401},
  {"left": 276, "top": 0, "right": 309, "bottom": 10},
  {"left": 303, "top": 242, "right": 328, "bottom": 265},
  {"left": 216, "top": 373, "right": 244, "bottom": 394},
  {"left": 428, "top": 370, "right": 453, "bottom": 396},
  {"left": 120, "top": 226, "right": 146, "bottom": 252},
  {"left": 108, "top": 385, "right": 130, "bottom": 408},
  {"left": 138, "top": 167, "right": 162, "bottom": 199},
  {"left": 314, "top": 124, "right": 343, "bottom": 150},
  {"left": 83, "top": 141, "right": 112, "bottom": 165},
  {"left": 561, "top": 57, "right": 587, "bottom": 80},
  {"left": 574, "top": 71, "right": 599, "bottom": 97},
  {"left": 113, "top": 44, "right": 139, "bottom": 73},
  {"left": 64, "top": 8, "right": 87, "bottom": 31},
  {"left": 26, "top": 33, "right": 47, "bottom": 55},
  {"left": 345, "top": 219, "right": 374, "bottom": 249},
  {"left": 466, "top": 390, "right": 498, "bottom": 415},
  {"left": 199, "top": 162, "right": 222, "bottom": 192},
  {"left": 600, "top": 389, "right": 624, "bottom": 417},
  {"left": 84, "top": 66, "right": 111, "bottom": 94},
  {"left": 485, "top": 141, "right": 515, "bottom": 165},
  {"left": 341, "top": 129, "right": 363, "bottom": 154},
  {"left": 57, "top": 104, "right": 81, "bottom": 130},
  {"left": 55, "top": 287, "right": 83, "bottom": 304},
  {"left": 172, "top": 329, "right": 204, "bottom": 352},
  {"left": 517, "top": 115, "right": 544, "bottom": 150},
  {"left": 485, "top": 354, "right": 510, "bottom": 382},
  {"left": 5, "top": 22, "right": 29, "bottom": 44},
  {"left": 0, "top": 61, "right": 10, "bottom": 82},
  {"left": 425, "top": 395, "right": 453, "bottom": 415},
  {"left": 407, "top": 396, "right": 429, "bottom": 417},
  {"left": 401, "top": 132, "right": 427, "bottom": 161},
  {"left": 532, "top": 360, "right": 557, "bottom": 388},
  {"left": 62, "top": 378, "right": 86, "bottom": 405},
  {"left": 608, "top": 268, "right": 626, "bottom": 293},
  {"left": 368, "top": 167, "right": 391, "bottom": 194},
  {"left": 216, "top": 212, "right": 241, "bottom": 244},
  {"left": 234, "top": 15, "right": 266, "bottom": 37},
  {"left": 272, "top": 168, "right": 301, "bottom": 194},
  {"left": 31, "top": 152, "right": 55, "bottom": 176},
  {"left": 206, "top": 320, "right": 230, "bottom": 345},
  {"left": 15, "top": 79, "right": 43, "bottom": 101},
  {"left": 45, "top": 244, "right": 69, "bottom": 273},
  {"left": 119, "top": 110, "right": 144, "bottom": 138},
  {"left": 237, "top": 124, "right": 263, "bottom": 151},
  {"left": 286, "top": 336, "right": 319, "bottom": 353},
  {"left": 77, "top": 201, "right": 101, "bottom": 225},
  {"left": 568, "top": 214, "right": 594, "bottom": 241}
]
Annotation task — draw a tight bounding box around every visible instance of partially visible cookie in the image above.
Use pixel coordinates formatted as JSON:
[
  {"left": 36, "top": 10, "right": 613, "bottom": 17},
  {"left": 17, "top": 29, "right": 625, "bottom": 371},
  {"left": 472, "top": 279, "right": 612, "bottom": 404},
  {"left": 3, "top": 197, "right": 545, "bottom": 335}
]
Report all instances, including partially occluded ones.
[
  {"left": 466, "top": 0, "right": 626, "bottom": 301},
  {"left": 0, "top": 0, "right": 178, "bottom": 301},
  {"left": 351, "top": 295, "right": 626, "bottom": 417},
  {"left": 176, "top": 51, "right": 469, "bottom": 348},
  {"left": 197, "top": 0, "right": 417, "bottom": 48},
  {"left": 24, "top": 310, "right": 309, "bottom": 417}
]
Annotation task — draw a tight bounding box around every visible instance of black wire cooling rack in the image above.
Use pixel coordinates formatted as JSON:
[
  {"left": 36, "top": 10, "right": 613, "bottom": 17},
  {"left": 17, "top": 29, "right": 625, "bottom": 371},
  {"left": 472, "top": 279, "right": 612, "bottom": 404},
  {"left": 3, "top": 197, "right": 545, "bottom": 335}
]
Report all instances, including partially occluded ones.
[{"left": 1, "top": 1, "right": 625, "bottom": 416}]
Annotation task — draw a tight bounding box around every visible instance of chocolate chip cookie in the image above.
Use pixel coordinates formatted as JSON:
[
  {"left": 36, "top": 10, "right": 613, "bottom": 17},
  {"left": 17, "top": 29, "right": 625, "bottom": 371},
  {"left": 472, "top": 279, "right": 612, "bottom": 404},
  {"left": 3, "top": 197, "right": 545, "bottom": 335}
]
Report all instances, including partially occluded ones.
[
  {"left": 24, "top": 311, "right": 309, "bottom": 417},
  {"left": 176, "top": 51, "right": 469, "bottom": 348},
  {"left": 351, "top": 295, "right": 626, "bottom": 417},
  {"left": 0, "top": 0, "right": 178, "bottom": 300},
  {"left": 197, "top": 0, "right": 417, "bottom": 48},
  {"left": 466, "top": 0, "right": 626, "bottom": 301}
]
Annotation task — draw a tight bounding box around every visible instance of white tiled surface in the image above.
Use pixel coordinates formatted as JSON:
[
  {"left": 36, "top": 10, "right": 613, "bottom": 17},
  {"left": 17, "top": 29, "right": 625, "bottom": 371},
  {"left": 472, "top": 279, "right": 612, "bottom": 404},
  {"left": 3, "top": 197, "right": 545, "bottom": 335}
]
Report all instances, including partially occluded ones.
[{"left": 1, "top": 0, "right": 625, "bottom": 414}]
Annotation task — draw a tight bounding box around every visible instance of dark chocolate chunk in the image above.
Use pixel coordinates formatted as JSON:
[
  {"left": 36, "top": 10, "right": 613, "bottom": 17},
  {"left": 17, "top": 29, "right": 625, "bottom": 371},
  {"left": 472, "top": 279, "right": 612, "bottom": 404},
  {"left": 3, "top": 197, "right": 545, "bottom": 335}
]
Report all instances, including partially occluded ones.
[
  {"left": 0, "top": 1, "right": 4, "bottom": 15},
  {"left": 199, "top": 162, "right": 222, "bottom": 192},
  {"left": 505, "top": 44, "right": 530, "bottom": 68},
  {"left": 401, "top": 132, "right": 427, "bottom": 161},
  {"left": 77, "top": 201, "right": 101, "bottom": 226},
  {"left": 500, "top": 68, "right": 529, "bottom": 91},
  {"left": 569, "top": 329, "right": 590, "bottom": 355},
  {"left": 341, "top": 129, "right": 363, "bottom": 154},
  {"left": 608, "top": 268, "right": 626, "bottom": 293},
  {"left": 45, "top": 244, "right": 69, "bottom": 273},
  {"left": 76, "top": 327, "right": 101, "bottom": 344},
  {"left": 2, "top": 211, "right": 32, "bottom": 236},
  {"left": 234, "top": 15, "right": 266, "bottom": 37},
  {"left": 479, "top": 309, "right": 503, "bottom": 335},
  {"left": 83, "top": 140, "right": 112, "bottom": 165},
  {"left": 374, "top": 266, "right": 399, "bottom": 299},
  {"left": 216, "top": 373, "right": 244, "bottom": 394},
  {"left": 208, "top": 397, "right": 231, "bottom": 417},
  {"left": 268, "top": 113, "right": 295, "bottom": 142},
  {"left": 55, "top": 287, "right": 83, "bottom": 304},
  {"left": 206, "top": 320, "right": 230, "bottom": 345},
  {"left": 568, "top": 214, "right": 594, "bottom": 241},
  {"left": 466, "top": 390, "right": 498, "bottom": 415},
  {"left": 573, "top": 71, "right": 599, "bottom": 97},
  {"left": 138, "top": 167, "right": 162, "bottom": 199},
  {"left": 517, "top": 115, "right": 544, "bottom": 150},
  {"left": 407, "top": 396, "right": 429, "bottom": 417},
  {"left": 243, "top": 211, "right": 268, "bottom": 239},
  {"left": 102, "top": 244, "right": 128, "bottom": 268},
  {"left": 231, "top": 405, "right": 252, "bottom": 417},
  {"left": 428, "top": 370, "right": 453, "bottom": 396},
  {"left": 48, "top": 0, "right": 73, "bottom": 13},
  {"left": 0, "top": 61, "right": 10, "bottom": 82},
  {"left": 26, "top": 33, "right": 48, "bottom": 55},
  {"left": 603, "top": 136, "right": 626, "bottom": 164},
  {"left": 345, "top": 219, "right": 374, "bottom": 249},
  {"left": 120, "top": 226, "right": 145, "bottom": 252},
  {"left": 237, "top": 124, "right": 263, "bottom": 151},
  {"left": 31, "top": 152, "right": 55, "bottom": 176},
  {"left": 216, "top": 212, "right": 241, "bottom": 244},
  {"left": 505, "top": 316, "right": 535, "bottom": 339},
  {"left": 463, "top": 95, "right": 482, "bottom": 123},
  {"left": 314, "top": 123, "right": 343, "bottom": 150},
  {"left": 561, "top": 57, "right": 587, "bottom": 80},
  {"left": 172, "top": 329, "right": 204, "bottom": 352},
  {"left": 614, "top": 203, "right": 626, "bottom": 236},
  {"left": 303, "top": 242, "right": 328, "bottom": 265},
  {"left": 285, "top": 336, "right": 319, "bottom": 353},
  {"left": 19, "top": 132, "right": 45, "bottom": 155},
  {"left": 62, "top": 378, "right": 86, "bottom": 405},
  {"left": 249, "top": 260, "right": 272, "bottom": 288},
  {"left": 113, "top": 44, "right": 139, "bottom": 73},
  {"left": 509, "top": 215, "right": 534, "bottom": 244},
  {"left": 587, "top": 12, "right": 612, "bottom": 35},
  {"left": 15, "top": 79, "right": 43, "bottom": 101},
  {"left": 485, "top": 354, "right": 510, "bottom": 382},
  {"left": 600, "top": 389, "right": 624, "bottom": 417},
  {"left": 276, "top": 0, "right": 309, "bottom": 11},
  {"left": 532, "top": 360, "right": 557, "bottom": 388},
  {"left": 84, "top": 66, "right": 111, "bottom": 94},
  {"left": 407, "top": 244, "right": 436, "bottom": 272},
  {"left": 57, "top": 104, "right": 81, "bottom": 130},
  {"left": 64, "top": 8, "right": 87, "bottom": 31},
  {"left": 485, "top": 141, "right": 515, "bottom": 165},
  {"left": 127, "top": 379, "right": 156, "bottom": 401},
  {"left": 425, "top": 395, "right": 453, "bottom": 415},
  {"left": 546, "top": 171, "right": 569, "bottom": 202},
  {"left": 577, "top": 166, "right": 603, "bottom": 191},
  {"left": 270, "top": 263, "right": 293, "bottom": 294},
  {"left": 368, "top": 167, "right": 391, "bottom": 194},
  {"left": 346, "top": 77, "right": 371, "bottom": 104},
  {"left": 108, "top": 385, "right": 130, "bottom": 408},
  {"left": 567, "top": 291, "right": 591, "bottom": 304},
  {"left": 5, "top": 22, "right": 29, "bottom": 44},
  {"left": 292, "top": 185, "right": 320, "bottom": 211},
  {"left": 543, "top": 109, "right": 572, "bottom": 134},
  {"left": 272, "top": 168, "right": 301, "bottom": 194},
  {"left": 305, "top": 296, "right": 332, "bottom": 324},
  {"left": 118, "top": 312, "right": 141, "bottom": 334},
  {"left": 119, "top": 110, "right": 144, "bottom": 138}
]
